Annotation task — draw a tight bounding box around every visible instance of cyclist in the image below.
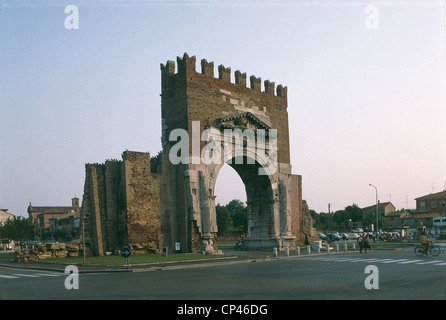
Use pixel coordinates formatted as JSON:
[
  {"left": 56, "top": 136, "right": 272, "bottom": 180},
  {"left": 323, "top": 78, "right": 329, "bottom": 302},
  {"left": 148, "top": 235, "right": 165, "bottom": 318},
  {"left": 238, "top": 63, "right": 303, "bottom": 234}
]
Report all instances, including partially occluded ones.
[{"left": 419, "top": 231, "right": 429, "bottom": 255}]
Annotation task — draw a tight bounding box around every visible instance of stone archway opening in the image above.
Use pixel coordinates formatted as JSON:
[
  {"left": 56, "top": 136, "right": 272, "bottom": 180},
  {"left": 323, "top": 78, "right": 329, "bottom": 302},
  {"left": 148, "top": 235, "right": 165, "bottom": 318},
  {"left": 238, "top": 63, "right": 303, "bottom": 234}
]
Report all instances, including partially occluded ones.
[
  {"left": 214, "top": 162, "right": 246, "bottom": 207},
  {"left": 211, "top": 155, "right": 277, "bottom": 251},
  {"left": 213, "top": 163, "right": 247, "bottom": 246}
]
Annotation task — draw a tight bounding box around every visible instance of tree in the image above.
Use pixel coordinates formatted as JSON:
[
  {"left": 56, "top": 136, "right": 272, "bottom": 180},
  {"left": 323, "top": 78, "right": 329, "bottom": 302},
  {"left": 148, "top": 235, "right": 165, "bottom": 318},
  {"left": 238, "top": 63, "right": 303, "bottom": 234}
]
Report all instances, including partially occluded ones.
[
  {"left": 216, "top": 204, "right": 232, "bottom": 234},
  {"left": 0, "top": 216, "right": 35, "bottom": 242},
  {"left": 226, "top": 199, "right": 248, "bottom": 232},
  {"left": 333, "top": 210, "right": 349, "bottom": 230},
  {"left": 311, "top": 210, "right": 333, "bottom": 230},
  {"left": 311, "top": 210, "right": 327, "bottom": 230},
  {"left": 310, "top": 204, "right": 364, "bottom": 231},
  {"left": 215, "top": 199, "right": 248, "bottom": 234},
  {"left": 330, "top": 204, "right": 364, "bottom": 230},
  {"left": 345, "top": 204, "right": 363, "bottom": 222}
]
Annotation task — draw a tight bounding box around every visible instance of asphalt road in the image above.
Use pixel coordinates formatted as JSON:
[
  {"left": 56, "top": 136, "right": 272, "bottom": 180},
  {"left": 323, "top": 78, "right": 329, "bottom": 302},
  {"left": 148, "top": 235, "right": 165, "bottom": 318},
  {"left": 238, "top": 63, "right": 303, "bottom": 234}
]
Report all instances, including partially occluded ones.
[{"left": 1, "top": 247, "right": 445, "bottom": 301}]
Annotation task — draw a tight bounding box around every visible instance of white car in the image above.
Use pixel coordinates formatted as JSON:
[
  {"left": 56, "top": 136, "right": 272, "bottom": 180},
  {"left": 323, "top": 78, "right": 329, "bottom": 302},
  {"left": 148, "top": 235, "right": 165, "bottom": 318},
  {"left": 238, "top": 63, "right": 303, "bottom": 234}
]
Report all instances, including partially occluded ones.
[{"left": 348, "top": 233, "right": 360, "bottom": 240}]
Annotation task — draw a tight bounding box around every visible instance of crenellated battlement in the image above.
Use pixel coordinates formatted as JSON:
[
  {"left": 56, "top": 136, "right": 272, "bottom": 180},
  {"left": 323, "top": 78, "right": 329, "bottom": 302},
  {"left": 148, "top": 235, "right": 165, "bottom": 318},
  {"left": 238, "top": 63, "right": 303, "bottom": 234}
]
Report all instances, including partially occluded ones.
[{"left": 161, "top": 52, "right": 287, "bottom": 98}]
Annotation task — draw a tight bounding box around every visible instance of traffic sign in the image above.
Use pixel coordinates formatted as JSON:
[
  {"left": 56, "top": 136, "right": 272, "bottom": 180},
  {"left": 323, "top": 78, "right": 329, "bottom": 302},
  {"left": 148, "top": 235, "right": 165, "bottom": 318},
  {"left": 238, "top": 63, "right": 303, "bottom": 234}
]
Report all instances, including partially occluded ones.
[{"left": 120, "top": 247, "right": 131, "bottom": 258}]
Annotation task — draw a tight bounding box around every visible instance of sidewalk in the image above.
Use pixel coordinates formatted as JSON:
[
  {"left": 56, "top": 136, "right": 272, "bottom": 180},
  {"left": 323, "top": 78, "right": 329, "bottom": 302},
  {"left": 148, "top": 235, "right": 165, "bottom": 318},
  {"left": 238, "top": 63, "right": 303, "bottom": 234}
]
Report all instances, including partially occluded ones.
[
  {"left": 0, "top": 244, "right": 408, "bottom": 273},
  {"left": 0, "top": 247, "right": 304, "bottom": 272},
  {"left": 0, "top": 249, "right": 274, "bottom": 273}
]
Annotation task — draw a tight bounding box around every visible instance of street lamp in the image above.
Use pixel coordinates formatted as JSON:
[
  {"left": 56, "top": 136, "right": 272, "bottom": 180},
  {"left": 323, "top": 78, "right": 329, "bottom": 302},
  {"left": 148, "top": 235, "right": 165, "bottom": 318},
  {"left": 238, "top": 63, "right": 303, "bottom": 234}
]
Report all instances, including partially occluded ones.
[{"left": 369, "top": 184, "right": 379, "bottom": 240}]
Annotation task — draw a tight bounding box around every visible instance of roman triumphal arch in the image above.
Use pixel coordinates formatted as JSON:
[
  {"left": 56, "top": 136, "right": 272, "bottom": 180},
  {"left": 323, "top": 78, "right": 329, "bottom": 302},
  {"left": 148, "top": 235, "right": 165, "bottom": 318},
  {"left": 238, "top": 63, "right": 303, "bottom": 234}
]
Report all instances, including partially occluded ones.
[{"left": 158, "top": 53, "right": 309, "bottom": 253}]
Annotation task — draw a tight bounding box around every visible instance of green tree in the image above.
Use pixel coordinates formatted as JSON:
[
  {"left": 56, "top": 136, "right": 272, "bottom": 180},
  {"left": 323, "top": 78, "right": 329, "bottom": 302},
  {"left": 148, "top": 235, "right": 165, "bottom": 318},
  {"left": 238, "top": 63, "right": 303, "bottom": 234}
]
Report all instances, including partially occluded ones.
[
  {"left": 310, "top": 210, "right": 331, "bottom": 230},
  {"left": 216, "top": 204, "right": 232, "bottom": 234},
  {"left": 345, "top": 204, "right": 363, "bottom": 222},
  {"left": 333, "top": 210, "right": 349, "bottom": 230},
  {"left": 226, "top": 199, "right": 248, "bottom": 232},
  {"left": 0, "top": 216, "right": 35, "bottom": 242},
  {"left": 330, "top": 204, "right": 364, "bottom": 230}
]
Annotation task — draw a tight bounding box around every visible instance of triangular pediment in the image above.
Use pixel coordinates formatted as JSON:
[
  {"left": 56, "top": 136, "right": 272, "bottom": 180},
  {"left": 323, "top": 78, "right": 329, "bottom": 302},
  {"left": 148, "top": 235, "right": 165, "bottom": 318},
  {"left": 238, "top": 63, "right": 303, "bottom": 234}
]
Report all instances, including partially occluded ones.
[{"left": 216, "top": 112, "right": 271, "bottom": 132}]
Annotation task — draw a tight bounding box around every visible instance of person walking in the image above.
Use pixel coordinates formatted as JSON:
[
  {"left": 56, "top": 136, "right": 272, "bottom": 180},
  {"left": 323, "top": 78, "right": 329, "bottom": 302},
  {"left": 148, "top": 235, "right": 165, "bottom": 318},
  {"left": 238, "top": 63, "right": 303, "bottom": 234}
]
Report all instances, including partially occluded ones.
[
  {"left": 357, "top": 233, "right": 364, "bottom": 253},
  {"left": 363, "top": 233, "right": 370, "bottom": 253}
]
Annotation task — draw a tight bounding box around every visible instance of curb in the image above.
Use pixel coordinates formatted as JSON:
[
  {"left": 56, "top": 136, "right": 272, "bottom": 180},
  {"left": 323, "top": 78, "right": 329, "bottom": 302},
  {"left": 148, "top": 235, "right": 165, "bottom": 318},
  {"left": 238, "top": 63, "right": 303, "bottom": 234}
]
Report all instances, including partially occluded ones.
[
  {"left": 0, "top": 246, "right": 409, "bottom": 273},
  {"left": 0, "top": 255, "right": 243, "bottom": 273}
]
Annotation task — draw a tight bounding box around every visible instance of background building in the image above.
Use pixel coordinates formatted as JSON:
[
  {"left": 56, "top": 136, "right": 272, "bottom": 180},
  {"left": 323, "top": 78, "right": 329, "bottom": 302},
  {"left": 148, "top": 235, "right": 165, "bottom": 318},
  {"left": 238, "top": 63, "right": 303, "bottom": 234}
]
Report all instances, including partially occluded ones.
[
  {"left": 415, "top": 190, "right": 446, "bottom": 216},
  {"left": 361, "top": 202, "right": 396, "bottom": 230},
  {"left": 0, "top": 209, "right": 15, "bottom": 249},
  {"left": 0, "top": 209, "right": 14, "bottom": 225},
  {"left": 28, "top": 197, "right": 81, "bottom": 241}
]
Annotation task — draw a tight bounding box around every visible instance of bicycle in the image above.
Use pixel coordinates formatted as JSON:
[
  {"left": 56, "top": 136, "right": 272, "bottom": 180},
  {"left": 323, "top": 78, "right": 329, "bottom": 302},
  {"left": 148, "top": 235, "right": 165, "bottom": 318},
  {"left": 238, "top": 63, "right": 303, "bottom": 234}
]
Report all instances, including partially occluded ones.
[{"left": 414, "top": 241, "right": 441, "bottom": 257}]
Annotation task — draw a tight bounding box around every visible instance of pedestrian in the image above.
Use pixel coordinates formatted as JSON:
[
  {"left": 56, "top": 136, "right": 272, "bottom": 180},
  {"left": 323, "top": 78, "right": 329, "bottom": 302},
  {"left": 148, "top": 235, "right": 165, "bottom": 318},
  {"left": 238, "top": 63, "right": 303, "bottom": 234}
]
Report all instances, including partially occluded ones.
[
  {"left": 363, "top": 233, "right": 370, "bottom": 253},
  {"left": 357, "top": 233, "right": 364, "bottom": 253}
]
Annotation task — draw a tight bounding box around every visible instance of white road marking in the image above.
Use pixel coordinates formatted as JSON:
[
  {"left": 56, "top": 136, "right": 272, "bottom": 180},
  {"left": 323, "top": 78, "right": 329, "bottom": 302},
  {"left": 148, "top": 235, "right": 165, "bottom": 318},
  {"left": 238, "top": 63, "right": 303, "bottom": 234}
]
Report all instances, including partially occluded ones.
[
  {"left": 0, "top": 275, "right": 20, "bottom": 279},
  {"left": 33, "top": 273, "right": 63, "bottom": 277},
  {"left": 396, "top": 259, "right": 424, "bottom": 264},
  {"left": 314, "top": 256, "right": 446, "bottom": 266},
  {"left": 378, "top": 259, "right": 410, "bottom": 264},
  {"left": 11, "top": 273, "right": 41, "bottom": 278},
  {"left": 415, "top": 260, "right": 443, "bottom": 265}
]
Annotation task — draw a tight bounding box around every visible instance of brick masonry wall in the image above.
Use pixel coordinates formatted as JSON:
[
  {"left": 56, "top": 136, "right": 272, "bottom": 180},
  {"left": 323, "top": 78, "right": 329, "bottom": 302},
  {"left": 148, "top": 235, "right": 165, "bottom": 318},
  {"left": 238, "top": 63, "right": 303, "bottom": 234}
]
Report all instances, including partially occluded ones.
[
  {"left": 81, "top": 163, "right": 107, "bottom": 256},
  {"left": 290, "top": 174, "right": 318, "bottom": 244},
  {"left": 81, "top": 152, "right": 161, "bottom": 255},
  {"left": 123, "top": 151, "right": 161, "bottom": 253},
  {"left": 161, "top": 53, "right": 290, "bottom": 164}
]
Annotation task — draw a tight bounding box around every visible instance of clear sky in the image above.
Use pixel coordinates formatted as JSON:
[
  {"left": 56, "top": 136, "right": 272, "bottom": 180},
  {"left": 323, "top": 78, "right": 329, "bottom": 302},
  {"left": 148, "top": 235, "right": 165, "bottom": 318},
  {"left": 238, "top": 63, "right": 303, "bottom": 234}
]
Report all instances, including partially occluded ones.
[{"left": 1, "top": 0, "right": 445, "bottom": 217}]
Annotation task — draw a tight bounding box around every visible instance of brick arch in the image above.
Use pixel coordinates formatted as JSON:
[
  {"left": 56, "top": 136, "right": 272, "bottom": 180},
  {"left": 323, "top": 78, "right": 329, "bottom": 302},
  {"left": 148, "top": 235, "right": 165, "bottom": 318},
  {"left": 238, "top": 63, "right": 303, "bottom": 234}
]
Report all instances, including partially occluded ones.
[{"left": 158, "top": 53, "right": 315, "bottom": 253}]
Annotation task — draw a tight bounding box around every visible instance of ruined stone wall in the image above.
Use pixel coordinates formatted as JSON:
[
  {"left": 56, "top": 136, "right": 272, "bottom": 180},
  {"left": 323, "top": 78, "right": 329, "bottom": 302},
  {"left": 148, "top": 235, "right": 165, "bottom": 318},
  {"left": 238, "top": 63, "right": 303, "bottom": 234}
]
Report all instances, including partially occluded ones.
[
  {"left": 81, "top": 164, "right": 107, "bottom": 256},
  {"left": 290, "top": 174, "right": 303, "bottom": 242},
  {"left": 290, "top": 174, "right": 317, "bottom": 244},
  {"left": 122, "top": 151, "right": 160, "bottom": 254},
  {"left": 81, "top": 151, "right": 161, "bottom": 256},
  {"left": 158, "top": 151, "right": 190, "bottom": 252},
  {"left": 301, "top": 200, "right": 318, "bottom": 244},
  {"left": 104, "top": 160, "right": 124, "bottom": 252},
  {"left": 14, "top": 241, "right": 82, "bottom": 263}
]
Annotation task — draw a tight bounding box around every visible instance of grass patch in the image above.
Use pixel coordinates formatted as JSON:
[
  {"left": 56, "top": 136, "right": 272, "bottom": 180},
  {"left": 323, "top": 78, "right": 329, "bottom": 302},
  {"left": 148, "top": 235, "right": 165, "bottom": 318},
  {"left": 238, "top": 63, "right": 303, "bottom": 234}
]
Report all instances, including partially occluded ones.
[
  {"left": 215, "top": 243, "right": 236, "bottom": 248},
  {"left": 43, "top": 253, "right": 233, "bottom": 265},
  {"left": 0, "top": 253, "right": 14, "bottom": 261}
]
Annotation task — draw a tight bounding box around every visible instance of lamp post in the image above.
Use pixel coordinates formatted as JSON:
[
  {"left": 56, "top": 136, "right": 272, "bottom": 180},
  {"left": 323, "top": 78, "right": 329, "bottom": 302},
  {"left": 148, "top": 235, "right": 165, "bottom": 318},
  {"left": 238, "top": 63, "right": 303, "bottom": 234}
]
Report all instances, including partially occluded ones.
[{"left": 369, "top": 184, "right": 379, "bottom": 240}]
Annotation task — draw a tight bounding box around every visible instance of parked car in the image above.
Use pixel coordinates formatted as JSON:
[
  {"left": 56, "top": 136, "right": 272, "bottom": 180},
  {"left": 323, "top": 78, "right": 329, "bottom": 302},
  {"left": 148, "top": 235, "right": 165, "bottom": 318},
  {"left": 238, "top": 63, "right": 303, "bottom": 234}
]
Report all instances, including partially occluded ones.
[
  {"left": 348, "top": 233, "right": 360, "bottom": 240},
  {"left": 341, "top": 233, "right": 350, "bottom": 240},
  {"left": 328, "top": 233, "right": 340, "bottom": 241},
  {"left": 317, "top": 233, "right": 328, "bottom": 240}
]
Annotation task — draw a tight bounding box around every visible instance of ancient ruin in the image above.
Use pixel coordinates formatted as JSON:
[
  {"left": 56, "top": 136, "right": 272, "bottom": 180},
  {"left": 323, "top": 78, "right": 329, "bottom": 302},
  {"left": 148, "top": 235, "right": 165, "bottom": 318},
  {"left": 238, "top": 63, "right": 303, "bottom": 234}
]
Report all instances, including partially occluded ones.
[
  {"left": 80, "top": 53, "right": 317, "bottom": 256},
  {"left": 14, "top": 241, "right": 81, "bottom": 262}
]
